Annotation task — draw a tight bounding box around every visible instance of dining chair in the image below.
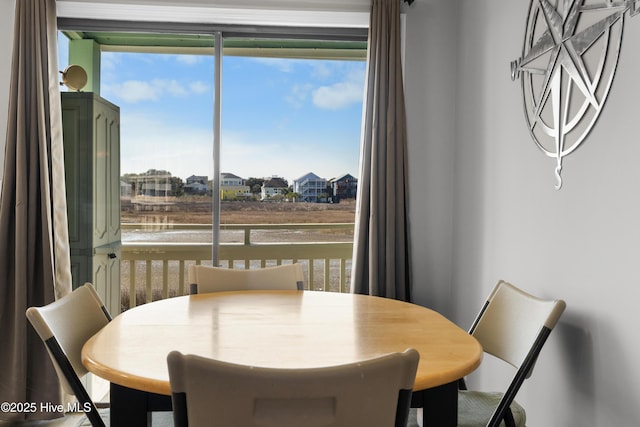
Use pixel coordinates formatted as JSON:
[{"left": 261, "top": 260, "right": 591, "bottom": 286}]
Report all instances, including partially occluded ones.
[
  {"left": 188, "top": 263, "right": 305, "bottom": 294},
  {"left": 457, "top": 280, "right": 566, "bottom": 427},
  {"left": 167, "top": 348, "right": 420, "bottom": 427},
  {"left": 26, "top": 283, "right": 111, "bottom": 427}
]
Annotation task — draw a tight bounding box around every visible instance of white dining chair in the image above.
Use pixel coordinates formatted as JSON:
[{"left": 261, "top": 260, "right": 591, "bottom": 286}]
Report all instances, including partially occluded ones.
[
  {"left": 188, "top": 263, "right": 305, "bottom": 294},
  {"left": 167, "top": 348, "right": 420, "bottom": 427},
  {"left": 26, "top": 283, "right": 111, "bottom": 427},
  {"left": 457, "top": 280, "right": 566, "bottom": 427}
]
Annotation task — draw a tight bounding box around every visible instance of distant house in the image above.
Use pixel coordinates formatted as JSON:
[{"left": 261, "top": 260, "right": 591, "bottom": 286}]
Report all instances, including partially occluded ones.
[
  {"left": 120, "top": 180, "right": 132, "bottom": 197},
  {"left": 261, "top": 176, "right": 288, "bottom": 200},
  {"left": 330, "top": 173, "right": 358, "bottom": 200},
  {"left": 184, "top": 175, "right": 209, "bottom": 195},
  {"left": 186, "top": 175, "right": 207, "bottom": 185},
  {"left": 220, "top": 173, "right": 251, "bottom": 200},
  {"left": 294, "top": 172, "right": 327, "bottom": 203},
  {"left": 125, "top": 170, "right": 174, "bottom": 197}
]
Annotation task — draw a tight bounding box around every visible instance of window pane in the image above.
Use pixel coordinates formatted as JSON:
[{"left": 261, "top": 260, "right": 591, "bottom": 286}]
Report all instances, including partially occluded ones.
[
  {"left": 220, "top": 50, "right": 364, "bottom": 221},
  {"left": 101, "top": 47, "right": 215, "bottom": 231},
  {"left": 58, "top": 29, "right": 365, "bottom": 303}
]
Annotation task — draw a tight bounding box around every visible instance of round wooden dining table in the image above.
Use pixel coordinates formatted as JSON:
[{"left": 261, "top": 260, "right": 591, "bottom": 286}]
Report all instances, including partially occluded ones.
[{"left": 82, "top": 290, "right": 482, "bottom": 426}]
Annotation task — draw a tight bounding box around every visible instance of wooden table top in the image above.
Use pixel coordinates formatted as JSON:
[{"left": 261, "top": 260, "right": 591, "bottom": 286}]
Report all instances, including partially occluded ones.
[{"left": 82, "top": 290, "right": 482, "bottom": 396}]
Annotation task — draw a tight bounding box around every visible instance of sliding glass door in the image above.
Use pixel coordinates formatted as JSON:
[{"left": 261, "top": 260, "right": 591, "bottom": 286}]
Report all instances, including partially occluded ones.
[{"left": 58, "top": 23, "right": 367, "bottom": 304}]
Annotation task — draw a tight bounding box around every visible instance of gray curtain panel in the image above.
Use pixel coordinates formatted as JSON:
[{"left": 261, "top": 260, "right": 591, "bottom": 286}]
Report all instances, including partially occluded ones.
[
  {"left": 0, "top": 0, "right": 72, "bottom": 421},
  {"left": 351, "top": 0, "right": 411, "bottom": 301}
]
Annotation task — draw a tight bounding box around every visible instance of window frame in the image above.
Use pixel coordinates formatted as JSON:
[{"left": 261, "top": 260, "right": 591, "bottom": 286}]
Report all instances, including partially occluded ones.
[{"left": 57, "top": 17, "right": 368, "bottom": 263}]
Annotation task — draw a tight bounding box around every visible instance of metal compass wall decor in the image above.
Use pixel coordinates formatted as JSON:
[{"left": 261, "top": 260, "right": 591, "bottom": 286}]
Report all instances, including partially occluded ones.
[{"left": 511, "top": 0, "right": 640, "bottom": 189}]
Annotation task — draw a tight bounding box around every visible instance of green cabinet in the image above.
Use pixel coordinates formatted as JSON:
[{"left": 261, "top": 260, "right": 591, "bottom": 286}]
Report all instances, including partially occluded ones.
[{"left": 62, "top": 92, "right": 121, "bottom": 315}]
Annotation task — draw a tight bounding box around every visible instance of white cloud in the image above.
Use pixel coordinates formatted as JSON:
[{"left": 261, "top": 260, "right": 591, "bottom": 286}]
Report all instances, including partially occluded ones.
[
  {"left": 312, "top": 81, "right": 364, "bottom": 110},
  {"left": 286, "top": 83, "right": 313, "bottom": 108},
  {"left": 175, "top": 55, "right": 203, "bottom": 65},
  {"left": 309, "top": 62, "right": 333, "bottom": 80},
  {"left": 162, "top": 79, "right": 189, "bottom": 97},
  {"left": 312, "top": 67, "right": 366, "bottom": 110},
  {"left": 190, "top": 81, "right": 210, "bottom": 94},
  {"left": 108, "top": 80, "right": 161, "bottom": 103},
  {"left": 105, "top": 79, "right": 208, "bottom": 103},
  {"left": 251, "top": 57, "right": 295, "bottom": 73},
  {"left": 99, "top": 52, "right": 124, "bottom": 84}
]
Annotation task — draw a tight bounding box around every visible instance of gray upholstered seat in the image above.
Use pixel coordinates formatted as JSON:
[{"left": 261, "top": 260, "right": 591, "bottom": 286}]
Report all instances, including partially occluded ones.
[{"left": 458, "top": 391, "right": 526, "bottom": 427}]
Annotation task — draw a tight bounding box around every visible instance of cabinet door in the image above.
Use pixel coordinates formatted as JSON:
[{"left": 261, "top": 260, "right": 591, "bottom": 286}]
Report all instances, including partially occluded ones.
[
  {"left": 62, "top": 93, "right": 121, "bottom": 309},
  {"left": 93, "top": 249, "right": 121, "bottom": 316},
  {"left": 69, "top": 254, "right": 91, "bottom": 291},
  {"left": 92, "top": 100, "right": 121, "bottom": 248},
  {"left": 62, "top": 96, "right": 91, "bottom": 252}
]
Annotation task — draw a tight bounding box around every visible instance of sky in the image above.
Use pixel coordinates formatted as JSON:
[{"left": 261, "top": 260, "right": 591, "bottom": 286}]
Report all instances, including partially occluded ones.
[{"left": 59, "top": 34, "right": 366, "bottom": 185}]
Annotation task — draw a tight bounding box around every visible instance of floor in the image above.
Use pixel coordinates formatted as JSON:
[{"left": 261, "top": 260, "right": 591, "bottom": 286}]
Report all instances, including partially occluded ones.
[
  {"left": 0, "top": 413, "right": 84, "bottom": 427},
  {"left": 1, "top": 407, "right": 420, "bottom": 426},
  {"left": 0, "top": 411, "right": 175, "bottom": 427}
]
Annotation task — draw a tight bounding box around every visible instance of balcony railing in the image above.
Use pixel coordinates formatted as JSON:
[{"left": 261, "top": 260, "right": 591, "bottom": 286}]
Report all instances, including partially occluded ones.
[{"left": 120, "top": 223, "right": 354, "bottom": 309}]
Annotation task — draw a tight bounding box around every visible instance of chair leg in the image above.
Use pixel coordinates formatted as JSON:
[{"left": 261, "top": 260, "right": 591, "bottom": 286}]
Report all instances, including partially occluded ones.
[
  {"left": 503, "top": 408, "right": 516, "bottom": 427},
  {"left": 71, "top": 379, "right": 105, "bottom": 427},
  {"left": 45, "top": 338, "right": 106, "bottom": 427},
  {"left": 411, "top": 381, "right": 458, "bottom": 426},
  {"left": 84, "top": 400, "right": 106, "bottom": 427}
]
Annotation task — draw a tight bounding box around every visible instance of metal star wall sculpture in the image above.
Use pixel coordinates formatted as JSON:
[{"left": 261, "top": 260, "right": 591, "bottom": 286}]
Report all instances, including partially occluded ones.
[{"left": 511, "top": 0, "right": 639, "bottom": 189}]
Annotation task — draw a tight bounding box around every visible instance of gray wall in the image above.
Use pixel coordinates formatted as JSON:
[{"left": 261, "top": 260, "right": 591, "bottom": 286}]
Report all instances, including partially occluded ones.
[
  {"left": 405, "top": 1, "right": 640, "bottom": 426},
  {"left": 405, "top": 0, "right": 459, "bottom": 316},
  {"left": 2, "top": 0, "right": 638, "bottom": 425}
]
